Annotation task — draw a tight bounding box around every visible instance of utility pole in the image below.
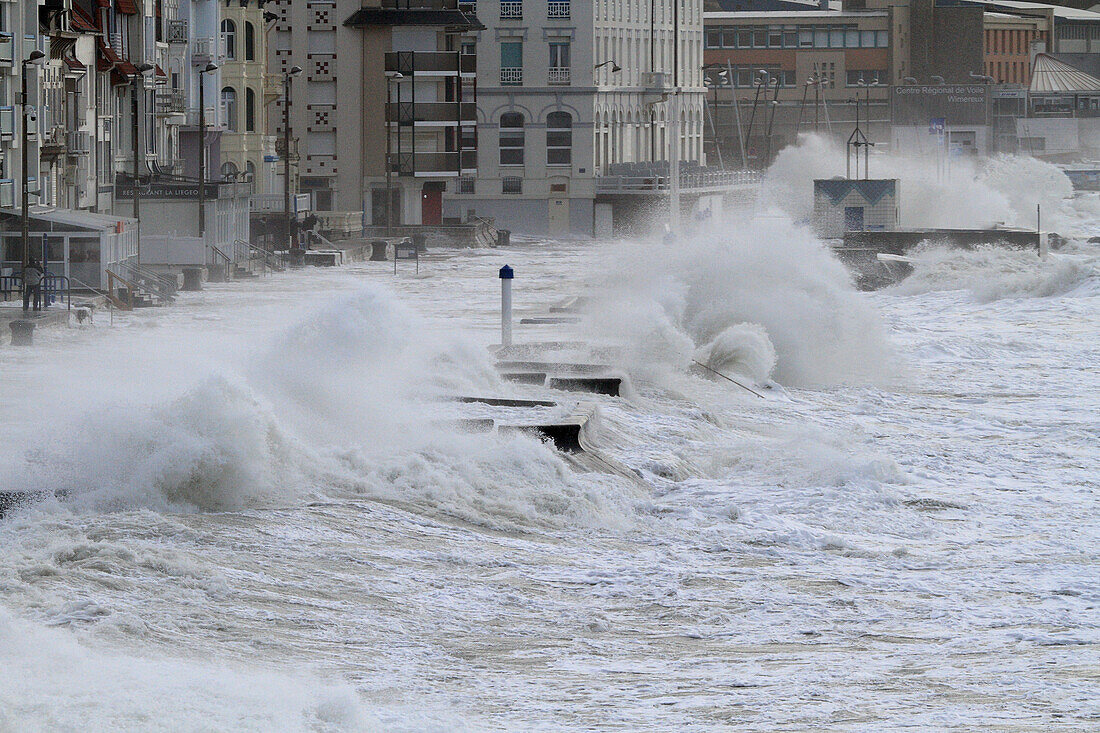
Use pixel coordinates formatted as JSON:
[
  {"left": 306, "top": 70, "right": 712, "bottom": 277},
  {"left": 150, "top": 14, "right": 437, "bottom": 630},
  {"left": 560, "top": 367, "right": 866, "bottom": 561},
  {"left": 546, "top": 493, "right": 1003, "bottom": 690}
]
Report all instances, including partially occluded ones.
[
  {"left": 283, "top": 66, "right": 302, "bottom": 253},
  {"left": 197, "top": 62, "right": 218, "bottom": 238},
  {"left": 132, "top": 63, "right": 154, "bottom": 262},
  {"left": 21, "top": 50, "right": 46, "bottom": 270}
]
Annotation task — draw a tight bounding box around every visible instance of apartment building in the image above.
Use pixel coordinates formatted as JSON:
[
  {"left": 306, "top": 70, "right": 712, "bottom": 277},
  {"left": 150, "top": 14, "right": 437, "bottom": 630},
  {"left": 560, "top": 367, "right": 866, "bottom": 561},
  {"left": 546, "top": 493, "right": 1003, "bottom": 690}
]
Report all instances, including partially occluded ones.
[
  {"left": 450, "top": 0, "right": 706, "bottom": 236},
  {"left": 218, "top": 0, "right": 274, "bottom": 193},
  {"left": 265, "top": 0, "right": 480, "bottom": 229}
]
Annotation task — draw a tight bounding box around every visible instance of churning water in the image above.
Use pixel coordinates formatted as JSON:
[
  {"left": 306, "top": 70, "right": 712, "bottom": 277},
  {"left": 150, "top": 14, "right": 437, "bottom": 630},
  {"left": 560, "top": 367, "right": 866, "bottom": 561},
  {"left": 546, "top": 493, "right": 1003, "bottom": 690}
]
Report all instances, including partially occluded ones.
[{"left": 1, "top": 153, "right": 1098, "bottom": 731}]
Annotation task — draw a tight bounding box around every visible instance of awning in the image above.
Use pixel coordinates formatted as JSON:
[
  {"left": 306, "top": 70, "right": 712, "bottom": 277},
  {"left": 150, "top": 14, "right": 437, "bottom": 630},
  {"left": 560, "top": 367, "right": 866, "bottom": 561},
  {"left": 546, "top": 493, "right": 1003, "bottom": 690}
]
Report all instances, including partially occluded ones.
[{"left": 1030, "top": 53, "right": 1100, "bottom": 95}]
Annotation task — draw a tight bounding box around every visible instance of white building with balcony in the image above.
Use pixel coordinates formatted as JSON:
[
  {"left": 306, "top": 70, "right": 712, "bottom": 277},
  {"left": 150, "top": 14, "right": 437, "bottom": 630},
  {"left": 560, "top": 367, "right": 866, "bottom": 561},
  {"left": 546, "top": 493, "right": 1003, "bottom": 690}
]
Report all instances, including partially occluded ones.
[{"left": 447, "top": 0, "right": 706, "bottom": 236}]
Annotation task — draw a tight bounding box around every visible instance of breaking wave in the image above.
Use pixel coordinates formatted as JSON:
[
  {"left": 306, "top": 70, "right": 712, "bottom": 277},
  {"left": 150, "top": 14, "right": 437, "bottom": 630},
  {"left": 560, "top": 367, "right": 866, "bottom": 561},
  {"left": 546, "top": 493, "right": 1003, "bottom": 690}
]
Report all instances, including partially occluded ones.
[
  {"left": 891, "top": 240, "right": 1100, "bottom": 302},
  {"left": 587, "top": 215, "right": 897, "bottom": 389}
]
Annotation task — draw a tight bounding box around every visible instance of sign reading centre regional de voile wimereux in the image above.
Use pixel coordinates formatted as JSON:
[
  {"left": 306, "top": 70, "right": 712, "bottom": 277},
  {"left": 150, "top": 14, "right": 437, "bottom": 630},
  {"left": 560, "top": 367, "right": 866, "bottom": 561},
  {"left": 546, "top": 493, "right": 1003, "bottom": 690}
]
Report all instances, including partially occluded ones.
[{"left": 891, "top": 85, "right": 992, "bottom": 127}]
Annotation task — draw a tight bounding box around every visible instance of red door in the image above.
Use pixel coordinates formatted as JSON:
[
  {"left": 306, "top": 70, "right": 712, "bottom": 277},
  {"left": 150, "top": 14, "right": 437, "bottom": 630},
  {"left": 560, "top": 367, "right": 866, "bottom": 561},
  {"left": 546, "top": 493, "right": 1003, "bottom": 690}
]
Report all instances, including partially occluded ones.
[{"left": 421, "top": 185, "right": 442, "bottom": 226}]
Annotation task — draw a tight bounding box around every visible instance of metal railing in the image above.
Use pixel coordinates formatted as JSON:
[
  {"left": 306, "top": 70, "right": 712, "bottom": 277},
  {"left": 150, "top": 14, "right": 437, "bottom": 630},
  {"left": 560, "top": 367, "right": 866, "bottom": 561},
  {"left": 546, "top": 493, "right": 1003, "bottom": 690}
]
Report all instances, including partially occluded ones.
[
  {"left": 156, "top": 89, "right": 186, "bottom": 114},
  {"left": 596, "top": 168, "right": 762, "bottom": 193},
  {"left": 501, "top": 67, "right": 522, "bottom": 85},
  {"left": 233, "top": 239, "right": 284, "bottom": 276},
  {"left": 209, "top": 244, "right": 232, "bottom": 271},
  {"left": 548, "top": 67, "right": 571, "bottom": 85},
  {"left": 114, "top": 260, "right": 177, "bottom": 302},
  {"left": 547, "top": 1, "right": 570, "bottom": 17},
  {"left": 0, "top": 273, "right": 70, "bottom": 310},
  {"left": 105, "top": 270, "right": 137, "bottom": 311},
  {"left": 500, "top": 1, "right": 522, "bottom": 18}
]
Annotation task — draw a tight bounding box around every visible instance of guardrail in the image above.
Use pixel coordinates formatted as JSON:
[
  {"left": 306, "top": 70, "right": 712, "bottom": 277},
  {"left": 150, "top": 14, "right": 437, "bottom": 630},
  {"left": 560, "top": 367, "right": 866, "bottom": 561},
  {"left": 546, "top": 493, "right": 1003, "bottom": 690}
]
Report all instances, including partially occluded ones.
[
  {"left": 1, "top": 272, "right": 70, "bottom": 310},
  {"left": 596, "top": 169, "right": 762, "bottom": 193},
  {"left": 115, "top": 260, "right": 177, "bottom": 302}
]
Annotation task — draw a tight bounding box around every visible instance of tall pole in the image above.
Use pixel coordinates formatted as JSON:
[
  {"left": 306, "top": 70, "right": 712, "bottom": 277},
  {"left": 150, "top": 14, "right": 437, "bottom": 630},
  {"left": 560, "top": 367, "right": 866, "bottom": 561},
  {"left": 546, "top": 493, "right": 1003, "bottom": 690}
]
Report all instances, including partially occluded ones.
[
  {"left": 20, "top": 59, "right": 31, "bottom": 269},
  {"left": 198, "top": 70, "right": 206, "bottom": 237},
  {"left": 386, "top": 75, "right": 393, "bottom": 236},
  {"left": 728, "top": 61, "right": 746, "bottom": 169},
  {"left": 20, "top": 52, "right": 45, "bottom": 269},
  {"left": 131, "top": 64, "right": 153, "bottom": 263},
  {"left": 284, "top": 73, "right": 292, "bottom": 250},
  {"left": 670, "top": 93, "right": 681, "bottom": 236}
]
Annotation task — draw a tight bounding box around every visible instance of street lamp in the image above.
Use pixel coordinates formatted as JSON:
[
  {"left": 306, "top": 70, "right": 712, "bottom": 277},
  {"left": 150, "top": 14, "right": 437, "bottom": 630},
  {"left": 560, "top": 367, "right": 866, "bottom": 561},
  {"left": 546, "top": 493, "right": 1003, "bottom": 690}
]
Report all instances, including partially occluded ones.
[
  {"left": 283, "top": 65, "right": 302, "bottom": 254},
  {"left": 703, "top": 64, "right": 728, "bottom": 168},
  {"left": 385, "top": 70, "right": 403, "bottom": 237},
  {"left": 197, "top": 62, "right": 218, "bottom": 238},
  {"left": 131, "top": 62, "right": 154, "bottom": 262},
  {"left": 20, "top": 49, "right": 46, "bottom": 270}
]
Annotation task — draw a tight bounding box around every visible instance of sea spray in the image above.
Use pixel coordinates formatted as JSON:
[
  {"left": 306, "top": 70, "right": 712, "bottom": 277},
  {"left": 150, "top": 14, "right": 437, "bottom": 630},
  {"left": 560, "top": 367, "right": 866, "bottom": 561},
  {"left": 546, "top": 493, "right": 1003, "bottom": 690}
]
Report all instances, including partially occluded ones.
[
  {"left": 764, "top": 133, "right": 1076, "bottom": 230},
  {"left": 586, "top": 215, "right": 897, "bottom": 388}
]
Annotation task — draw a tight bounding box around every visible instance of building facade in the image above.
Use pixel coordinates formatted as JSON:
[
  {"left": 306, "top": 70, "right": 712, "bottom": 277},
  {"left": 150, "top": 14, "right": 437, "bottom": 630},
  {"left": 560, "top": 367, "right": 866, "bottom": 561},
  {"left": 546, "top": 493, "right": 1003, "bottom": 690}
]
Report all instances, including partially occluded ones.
[
  {"left": 218, "top": 0, "right": 274, "bottom": 193},
  {"left": 984, "top": 13, "right": 1047, "bottom": 86},
  {"left": 448, "top": 0, "right": 706, "bottom": 236},
  {"left": 265, "top": 0, "right": 480, "bottom": 228}
]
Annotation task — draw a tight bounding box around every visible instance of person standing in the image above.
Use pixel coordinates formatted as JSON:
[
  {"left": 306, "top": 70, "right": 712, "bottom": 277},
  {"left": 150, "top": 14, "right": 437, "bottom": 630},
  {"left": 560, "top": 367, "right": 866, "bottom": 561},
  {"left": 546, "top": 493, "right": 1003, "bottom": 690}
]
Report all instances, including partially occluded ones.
[{"left": 22, "top": 258, "right": 44, "bottom": 313}]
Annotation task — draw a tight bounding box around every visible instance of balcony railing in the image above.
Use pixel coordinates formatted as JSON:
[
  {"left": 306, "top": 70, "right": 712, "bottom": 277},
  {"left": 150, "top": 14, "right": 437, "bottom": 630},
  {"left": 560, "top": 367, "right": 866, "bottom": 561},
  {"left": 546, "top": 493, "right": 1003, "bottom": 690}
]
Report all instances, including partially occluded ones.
[
  {"left": 0, "top": 180, "right": 13, "bottom": 208},
  {"left": 0, "top": 33, "right": 13, "bottom": 65},
  {"left": 384, "top": 51, "right": 476, "bottom": 76},
  {"left": 548, "top": 67, "right": 570, "bottom": 85},
  {"left": 501, "top": 67, "right": 522, "bottom": 85},
  {"left": 0, "top": 107, "right": 14, "bottom": 138},
  {"left": 391, "top": 150, "right": 477, "bottom": 176},
  {"left": 547, "top": 1, "right": 570, "bottom": 18},
  {"left": 250, "top": 193, "right": 312, "bottom": 214},
  {"left": 386, "top": 102, "right": 477, "bottom": 125},
  {"left": 167, "top": 19, "right": 188, "bottom": 44},
  {"left": 67, "top": 131, "right": 91, "bottom": 154},
  {"left": 156, "top": 89, "right": 186, "bottom": 114},
  {"left": 500, "top": 1, "right": 522, "bottom": 18},
  {"left": 192, "top": 37, "right": 215, "bottom": 63}
]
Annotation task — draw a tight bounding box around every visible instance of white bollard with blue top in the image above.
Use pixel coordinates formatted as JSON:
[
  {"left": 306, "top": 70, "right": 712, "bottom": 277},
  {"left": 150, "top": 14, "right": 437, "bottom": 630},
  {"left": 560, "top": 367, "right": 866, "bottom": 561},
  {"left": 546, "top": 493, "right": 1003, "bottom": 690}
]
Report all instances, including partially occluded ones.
[{"left": 499, "top": 264, "right": 514, "bottom": 348}]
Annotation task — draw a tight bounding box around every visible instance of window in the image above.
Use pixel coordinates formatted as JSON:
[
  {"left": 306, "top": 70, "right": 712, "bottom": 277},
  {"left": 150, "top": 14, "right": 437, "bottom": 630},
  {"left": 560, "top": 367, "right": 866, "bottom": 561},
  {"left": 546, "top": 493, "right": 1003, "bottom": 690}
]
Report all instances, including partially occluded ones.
[
  {"left": 861, "top": 30, "right": 876, "bottom": 48},
  {"left": 549, "top": 42, "right": 570, "bottom": 68},
  {"left": 221, "top": 19, "right": 236, "bottom": 60},
  {"left": 501, "top": 41, "right": 522, "bottom": 85},
  {"left": 829, "top": 29, "right": 844, "bottom": 48},
  {"left": 753, "top": 29, "right": 766, "bottom": 48},
  {"left": 221, "top": 161, "right": 238, "bottom": 179},
  {"left": 814, "top": 29, "right": 828, "bottom": 47},
  {"left": 457, "top": 177, "right": 475, "bottom": 194},
  {"left": 244, "top": 22, "right": 255, "bottom": 61},
  {"left": 799, "top": 29, "right": 813, "bottom": 47},
  {"left": 876, "top": 30, "right": 888, "bottom": 47},
  {"left": 245, "top": 161, "right": 256, "bottom": 190},
  {"left": 499, "top": 112, "right": 524, "bottom": 165},
  {"left": 737, "top": 29, "right": 751, "bottom": 48},
  {"left": 222, "top": 87, "right": 238, "bottom": 131},
  {"left": 546, "top": 111, "right": 571, "bottom": 166},
  {"left": 783, "top": 30, "right": 798, "bottom": 48},
  {"left": 706, "top": 29, "right": 721, "bottom": 49},
  {"left": 245, "top": 88, "right": 256, "bottom": 131},
  {"left": 845, "top": 29, "right": 860, "bottom": 47},
  {"left": 768, "top": 30, "right": 782, "bottom": 48},
  {"left": 502, "top": 176, "right": 522, "bottom": 194}
]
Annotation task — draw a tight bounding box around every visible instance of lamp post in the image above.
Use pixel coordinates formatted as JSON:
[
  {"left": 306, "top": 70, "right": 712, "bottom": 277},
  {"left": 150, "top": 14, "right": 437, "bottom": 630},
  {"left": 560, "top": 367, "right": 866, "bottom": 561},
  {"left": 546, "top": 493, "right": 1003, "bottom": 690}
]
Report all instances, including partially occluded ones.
[
  {"left": 131, "top": 62, "right": 154, "bottom": 262},
  {"left": 197, "top": 62, "right": 218, "bottom": 238},
  {"left": 385, "top": 70, "right": 402, "bottom": 237},
  {"left": 703, "top": 64, "right": 728, "bottom": 168},
  {"left": 744, "top": 70, "right": 768, "bottom": 169},
  {"left": 20, "top": 50, "right": 46, "bottom": 270},
  {"left": 283, "top": 65, "right": 302, "bottom": 253}
]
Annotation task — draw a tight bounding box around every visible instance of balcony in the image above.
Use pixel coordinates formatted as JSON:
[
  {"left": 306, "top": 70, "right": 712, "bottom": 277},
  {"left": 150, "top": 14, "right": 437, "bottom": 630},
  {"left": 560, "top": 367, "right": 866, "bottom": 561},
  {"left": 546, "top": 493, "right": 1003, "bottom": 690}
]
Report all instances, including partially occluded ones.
[
  {"left": 500, "top": 1, "right": 522, "bottom": 19},
  {"left": 167, "top": 19, "right": 188, "bottom": 44},
  {"left": 0, "top": 107, "right": 14, "bottom": 138},
  {"left": 385, "top": 51, "right": 476, "bottom": 77},
  {"left": 386, "top": 102, "right": 477, "bottom": 125},
  {"left": 548, "top": 67, "right": 570, "bottom": 85},
  {"left": 192, "top": 37, "right": 215, "bottom": 64},
  {"left": 391, "top": 150, "right": 477, "bottom": 176},
  {"left": 501, "top": 67, "right": 522, "bottom": 85},
  {"left": 547, "top": 1, "right": 570, "bottom": 18},
  {"left": 156, "top": 89, "right": 186, "bottom": 115},
  {"left": 67, "top": 131, "right": 91, "bottom": 154},
  {"left": 0, "top": 33, "right": 13, "bottom": 66}
]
